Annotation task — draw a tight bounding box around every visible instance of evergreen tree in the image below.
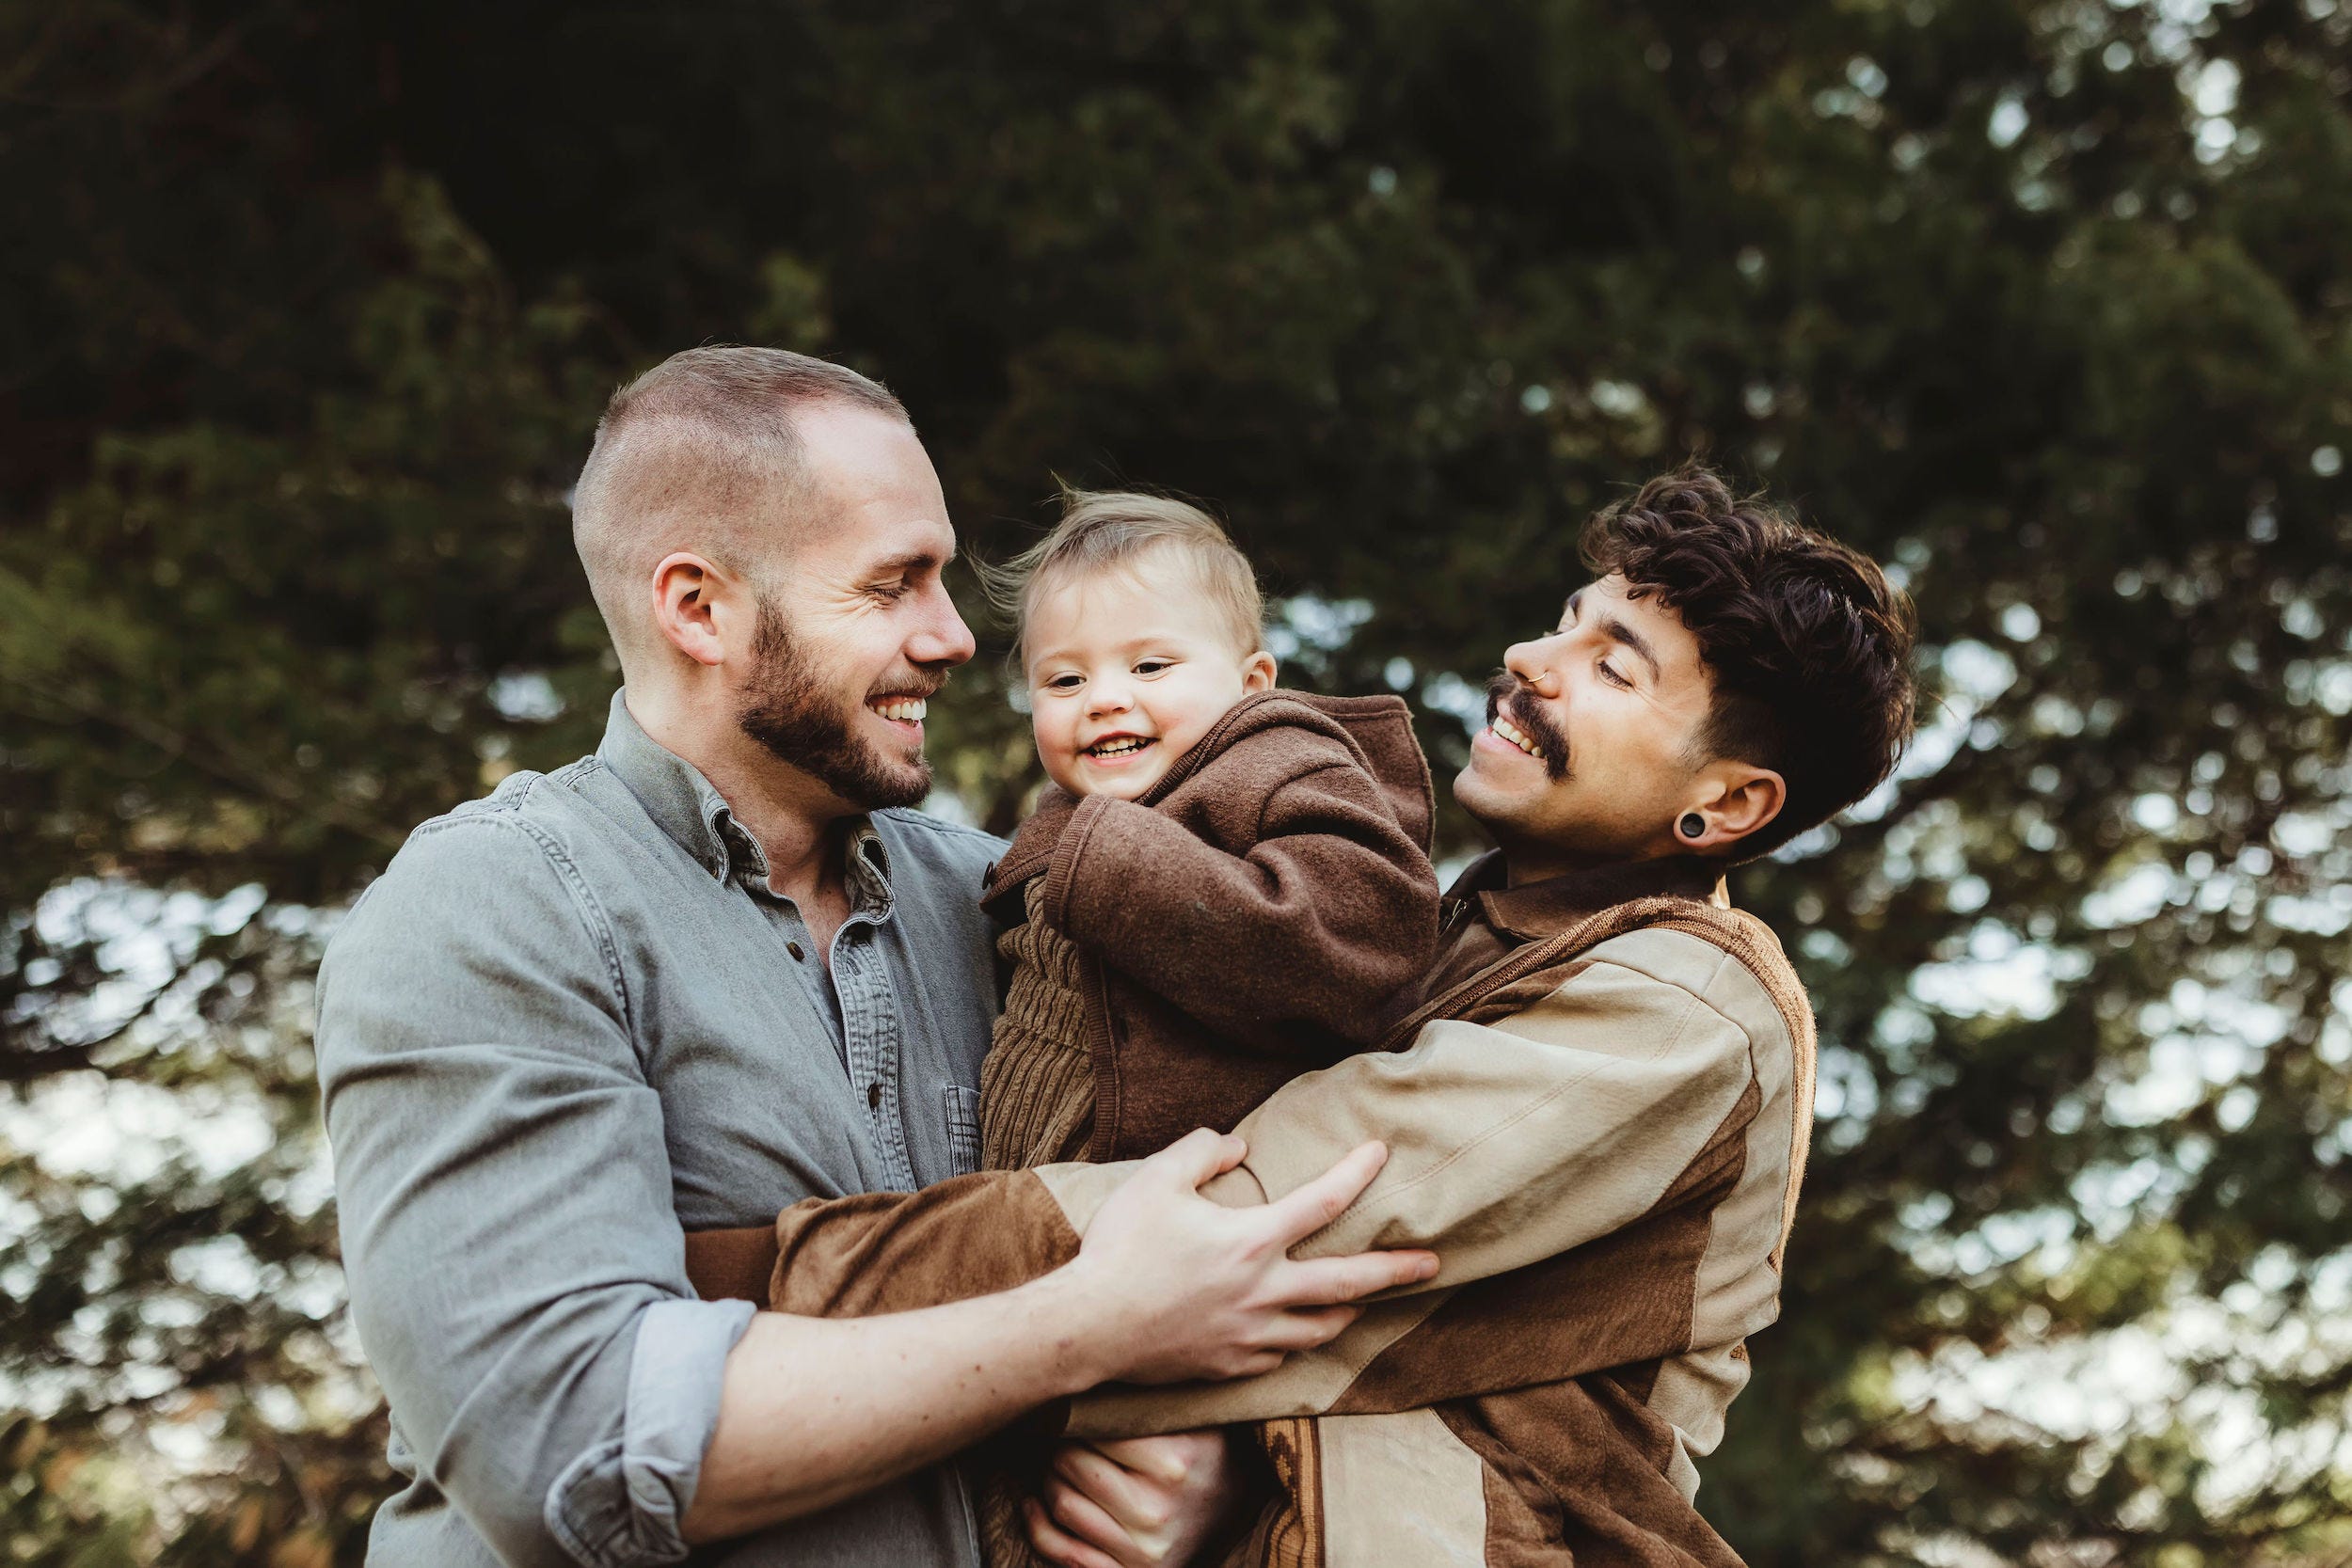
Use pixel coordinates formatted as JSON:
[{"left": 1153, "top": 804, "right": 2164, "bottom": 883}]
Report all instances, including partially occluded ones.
[{"left": 5, "top": 3, "right": 2348, "bottom": 1561}]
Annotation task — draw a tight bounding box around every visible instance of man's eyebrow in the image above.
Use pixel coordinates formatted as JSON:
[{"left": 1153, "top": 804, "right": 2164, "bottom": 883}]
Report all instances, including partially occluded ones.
[
  {"left": 1599, "top": 611, "right": 1662, "bottom": 681},
  {"left": 866, "top": 546, "right": 950, "bottom": 577}
]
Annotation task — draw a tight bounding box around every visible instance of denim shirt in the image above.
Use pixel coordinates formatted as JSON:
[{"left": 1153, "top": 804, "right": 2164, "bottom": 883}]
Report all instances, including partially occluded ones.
[{"left": 316, "top": 692, "right": 1004, "bottom": 1568}]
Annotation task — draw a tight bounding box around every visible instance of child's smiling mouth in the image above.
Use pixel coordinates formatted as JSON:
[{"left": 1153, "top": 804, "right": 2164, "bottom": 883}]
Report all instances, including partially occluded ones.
[{"left": 1083, "top": 734, "right": 1157, "bottom": 762}]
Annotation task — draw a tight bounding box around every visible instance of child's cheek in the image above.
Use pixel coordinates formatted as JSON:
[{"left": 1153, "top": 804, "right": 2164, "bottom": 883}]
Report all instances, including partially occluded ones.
[{"left": 1034, "top": 709, "right": 1078, "bottom": 796}]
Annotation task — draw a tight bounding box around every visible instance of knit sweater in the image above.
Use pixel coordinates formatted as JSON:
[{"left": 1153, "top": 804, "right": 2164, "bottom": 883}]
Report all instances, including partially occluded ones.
[{"left": 979, "top": 879, "right": 1096, "bottom": 1167}]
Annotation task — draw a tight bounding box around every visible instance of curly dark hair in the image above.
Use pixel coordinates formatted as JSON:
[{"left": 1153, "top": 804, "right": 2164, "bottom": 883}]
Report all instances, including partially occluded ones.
[{"left": 1581, "top": 464, "right": 1918, "bottom": 860}]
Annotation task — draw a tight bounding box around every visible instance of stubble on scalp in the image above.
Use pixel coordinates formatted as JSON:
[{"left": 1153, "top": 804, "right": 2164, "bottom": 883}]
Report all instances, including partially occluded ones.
[{"left": 737, "top": 594, "right": 935, "bottom": 810}]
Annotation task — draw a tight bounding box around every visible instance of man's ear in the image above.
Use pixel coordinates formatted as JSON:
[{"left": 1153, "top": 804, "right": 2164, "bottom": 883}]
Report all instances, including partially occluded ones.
[
  {"left": 1683, "top": 765, "right": 1787, "bottom": 854},
  {"left": 1241, "top": 651, "right": 1278, "bottom": 693},
  {"left": 649, "top": 551, "right": 743, "bottom": 669}
]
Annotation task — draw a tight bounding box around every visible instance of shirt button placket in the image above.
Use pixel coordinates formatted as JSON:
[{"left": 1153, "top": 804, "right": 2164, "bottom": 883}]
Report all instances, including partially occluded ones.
[{"left": 840, "top": 933, "right": 913, "bottom": 1189}]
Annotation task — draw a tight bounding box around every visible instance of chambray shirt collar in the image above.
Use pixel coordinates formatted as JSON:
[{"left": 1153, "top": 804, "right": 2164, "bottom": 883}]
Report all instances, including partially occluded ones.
[
  {"left": 595, "top": 689, "right": 895, "bottom": 909},
  {"left": 1448, "top": 847, "right": 1729, "bottom": 942}
]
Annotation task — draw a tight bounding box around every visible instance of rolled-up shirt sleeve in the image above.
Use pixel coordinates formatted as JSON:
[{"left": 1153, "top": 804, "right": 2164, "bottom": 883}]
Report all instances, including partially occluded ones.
[
  {"left": 317, "top": 814, "right": 741, "bottom": 1568},
  {"left": 548, "top": 1296, "right": 756, "bottom": 1565}
]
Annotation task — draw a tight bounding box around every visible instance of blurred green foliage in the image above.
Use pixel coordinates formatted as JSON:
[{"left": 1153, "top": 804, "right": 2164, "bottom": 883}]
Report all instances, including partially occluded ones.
[{"left": 3, "top": 2, "right": 2350, "bottom": 1563}]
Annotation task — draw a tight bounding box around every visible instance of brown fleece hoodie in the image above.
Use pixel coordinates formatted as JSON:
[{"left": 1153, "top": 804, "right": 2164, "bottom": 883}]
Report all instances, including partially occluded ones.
[{"left": 980, "top": 688, "right": 1441, "bottom": 1164}]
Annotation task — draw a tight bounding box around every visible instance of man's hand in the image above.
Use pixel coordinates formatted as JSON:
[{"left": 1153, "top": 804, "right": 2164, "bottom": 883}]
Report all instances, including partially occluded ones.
[
  {"left": 1046, "top": 1128, "right": 1437, "bottom": 1386},
  {"left": 683, "top": 1131, "right": 1425, "bottom": 1543},
  {"left": 1024, "top": 1433, "right": 1238, "bottom": 1568}
]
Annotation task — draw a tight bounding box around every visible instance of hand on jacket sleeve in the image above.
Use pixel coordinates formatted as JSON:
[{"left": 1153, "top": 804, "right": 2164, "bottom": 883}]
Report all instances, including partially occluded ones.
[{"left": 1044, "top": 927, "right": 1773, "bottom": 1436}]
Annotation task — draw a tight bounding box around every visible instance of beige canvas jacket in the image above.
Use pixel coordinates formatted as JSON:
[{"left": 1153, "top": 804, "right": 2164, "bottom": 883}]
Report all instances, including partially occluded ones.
[{"left": 701, "top": 853, "right": 1817, "bottom": 1567}]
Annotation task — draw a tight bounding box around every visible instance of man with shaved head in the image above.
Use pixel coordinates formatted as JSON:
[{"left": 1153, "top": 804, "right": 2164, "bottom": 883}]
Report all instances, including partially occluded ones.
[
  {"left": 570, "top": 354, "right": 947, "bottom": 815},
  {"left": 315, "top": 348, "right": 1426, "bottom": 1568}
]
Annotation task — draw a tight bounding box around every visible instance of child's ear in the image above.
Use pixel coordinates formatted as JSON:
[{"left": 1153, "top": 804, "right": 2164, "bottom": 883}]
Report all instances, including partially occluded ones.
[{"left": 1242, "top": 651, "right": 1278, "bottom": 692}]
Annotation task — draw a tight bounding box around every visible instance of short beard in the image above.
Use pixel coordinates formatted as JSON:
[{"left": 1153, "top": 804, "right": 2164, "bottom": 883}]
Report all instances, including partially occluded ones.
[
  {"left": 737, "top": 595, "right": 935, "bottom": 810},
  {"left": 1485, "top": 672, "right": 1572, "bottom": 783}
]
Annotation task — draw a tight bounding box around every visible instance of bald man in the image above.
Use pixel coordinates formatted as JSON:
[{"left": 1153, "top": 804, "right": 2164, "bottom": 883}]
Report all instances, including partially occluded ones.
[{"left": 314, "top": 348, "right": 1431, "bottom": 1568}]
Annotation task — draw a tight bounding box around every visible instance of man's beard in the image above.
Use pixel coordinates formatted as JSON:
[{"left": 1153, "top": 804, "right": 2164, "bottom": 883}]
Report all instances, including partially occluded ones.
[
  {"left": 1485, "top": 672, "right": 1572, "bottom": 783},
  {"left": 737, "top": 596, "right": 938, "bottom": 810}
]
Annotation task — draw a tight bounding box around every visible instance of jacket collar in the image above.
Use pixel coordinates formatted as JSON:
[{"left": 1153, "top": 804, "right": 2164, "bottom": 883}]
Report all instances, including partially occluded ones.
[
  {"left": 596, "top": 689, "right": 892, "bottom": 900},
  {"left": 1449, "top": 848, "right": 1729, "bottom": 942}
]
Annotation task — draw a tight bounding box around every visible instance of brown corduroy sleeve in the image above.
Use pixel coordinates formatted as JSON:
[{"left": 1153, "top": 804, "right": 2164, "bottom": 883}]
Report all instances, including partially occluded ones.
[
  {"left": 1041, "top": 761, "right": 1439, "bottom": 1052},
  {"left": 766, "top": 1167, "right": 1092, "bottom": 1317}
]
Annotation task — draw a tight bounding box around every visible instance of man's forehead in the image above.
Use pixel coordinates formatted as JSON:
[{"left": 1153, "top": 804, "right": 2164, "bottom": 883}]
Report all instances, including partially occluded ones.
[
  {"left": 797, "top": 401, "right": 943, "bottom": 501},
  {"left": 1569, "top": 571, "right": 1640, "bottom": 610},
  {"left": 792, "top": 414, "right": 953, "bottom": 566}
]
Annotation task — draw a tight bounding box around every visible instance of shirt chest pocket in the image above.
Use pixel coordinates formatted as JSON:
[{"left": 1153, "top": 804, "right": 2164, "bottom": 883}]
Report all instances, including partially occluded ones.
[{"left": 943, "top": 1083, "right": 982, "bottom": 1176}]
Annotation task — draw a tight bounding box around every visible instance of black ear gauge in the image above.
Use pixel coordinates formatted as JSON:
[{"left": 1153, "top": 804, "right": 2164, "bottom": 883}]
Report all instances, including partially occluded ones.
[{"left": 1678, "top": 813, "right": 1707, "bottom": 842}]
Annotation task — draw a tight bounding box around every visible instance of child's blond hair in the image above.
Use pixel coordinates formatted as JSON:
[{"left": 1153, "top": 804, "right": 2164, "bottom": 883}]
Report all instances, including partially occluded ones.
[{"left": 983, "top": 489, "right": 1265, "bottom": 668}]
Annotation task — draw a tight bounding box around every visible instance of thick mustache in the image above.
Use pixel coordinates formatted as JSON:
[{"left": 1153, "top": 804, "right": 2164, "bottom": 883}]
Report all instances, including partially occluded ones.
[
  {"left": 867, "top": 667, "right": 951, "bottom": 703},
  {"left": 1485, "top": 673, "right": 1570, "bottom": 781}
]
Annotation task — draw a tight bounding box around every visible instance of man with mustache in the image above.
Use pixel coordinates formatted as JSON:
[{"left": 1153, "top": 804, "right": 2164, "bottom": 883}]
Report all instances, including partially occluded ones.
[
  {"left": 312, "top": 347, "right": 1434, "bottom": 1568},
  {"left": 707, "top": 465, "right": 1918, "bottom": 1567}
]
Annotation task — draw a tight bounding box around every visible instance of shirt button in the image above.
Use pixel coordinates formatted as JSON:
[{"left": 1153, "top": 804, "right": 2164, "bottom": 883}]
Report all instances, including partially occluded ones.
[
  {"left": 866, "top": 1083, "right": 882, "bottom": 1109},
  {"left": 787, "top": 941, "right": 804, "bottom": 961}
]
